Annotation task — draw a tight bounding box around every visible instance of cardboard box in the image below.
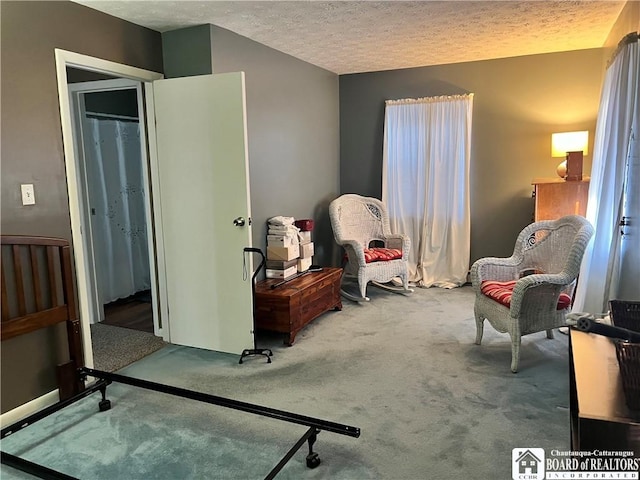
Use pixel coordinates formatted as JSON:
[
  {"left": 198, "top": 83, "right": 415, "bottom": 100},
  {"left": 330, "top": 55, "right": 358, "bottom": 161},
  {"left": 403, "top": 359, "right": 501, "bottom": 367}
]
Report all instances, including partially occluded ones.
[
  {"left": 267, "top": 245, "right": 299, "bottom": 261},
  {"left": 299, "top": 241, "right": 314, "bottom": 259},
  {"left": 298, "top": 231, "right": 312, "bottom": 243},
  {"left": 266, "top": 259, "right": 297, "bottom": 270},
  {"left": 267, "top": 234, "right": 298, "bottom": 248},
  {"left": 265, "top": 266, "right": 298, "bottom": 279},
  {"left": 297, "top": 256, "right": 312, "bottom": 272}
]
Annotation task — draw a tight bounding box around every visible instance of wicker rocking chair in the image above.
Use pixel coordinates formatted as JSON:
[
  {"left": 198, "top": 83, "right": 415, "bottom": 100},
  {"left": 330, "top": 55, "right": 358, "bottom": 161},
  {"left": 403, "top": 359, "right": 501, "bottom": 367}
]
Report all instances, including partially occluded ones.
[
  {"left": 329, "top": 194, "right": 413, "bottom": 302},
  {"left": 471, "top": 215, "right": 594, "bottom": 372}
]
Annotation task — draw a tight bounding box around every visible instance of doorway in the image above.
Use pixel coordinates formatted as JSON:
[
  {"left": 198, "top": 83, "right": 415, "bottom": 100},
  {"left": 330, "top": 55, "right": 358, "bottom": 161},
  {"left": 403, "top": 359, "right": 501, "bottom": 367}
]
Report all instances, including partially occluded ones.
[
  {"left": 56, "top": 50, "right": 256, "bottom": 369},
  {"left": 67, "top": 75, "right": 154, "bottom": 335},
  {"left": 56, "top": 51, "right": 166, "bottom": 369}
]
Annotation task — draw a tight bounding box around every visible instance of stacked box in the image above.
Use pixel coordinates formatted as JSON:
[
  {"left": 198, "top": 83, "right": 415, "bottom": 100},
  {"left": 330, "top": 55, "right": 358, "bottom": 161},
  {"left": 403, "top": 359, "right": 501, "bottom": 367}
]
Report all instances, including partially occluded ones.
[
  {"left": 266, "top": 216, "right": 299, "bottom": 280},
  {"left": 266, "top": 265, "right": 298, "bottom": 279},
  {"left": 267, "top": 246, "right": 299, "bottom": 261},
  {"left": 295, "top": 219, "right": 314, "bottom": 272},
  {"left": 266, "top": 259, "right": 297, "bottom": 270}
]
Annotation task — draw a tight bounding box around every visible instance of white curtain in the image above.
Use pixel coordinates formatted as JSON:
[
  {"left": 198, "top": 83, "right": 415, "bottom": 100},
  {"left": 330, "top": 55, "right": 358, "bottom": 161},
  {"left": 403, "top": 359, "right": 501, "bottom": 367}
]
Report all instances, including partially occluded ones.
[
  {"left": 382, "top": 94, "right": 473, "bottom": 288},
  {"left": 84, "top": 116, "right": 151, "bottom": 305},
  {"left": 572, "top": 34, "right": 639, "bottom": 315}
]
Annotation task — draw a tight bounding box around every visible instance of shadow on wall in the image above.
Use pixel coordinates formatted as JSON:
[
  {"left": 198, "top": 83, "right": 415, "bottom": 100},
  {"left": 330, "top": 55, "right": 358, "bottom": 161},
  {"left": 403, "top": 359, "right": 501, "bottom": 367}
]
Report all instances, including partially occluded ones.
[{"left": 314, "top": 195, "right": 340, "bottom": 268}]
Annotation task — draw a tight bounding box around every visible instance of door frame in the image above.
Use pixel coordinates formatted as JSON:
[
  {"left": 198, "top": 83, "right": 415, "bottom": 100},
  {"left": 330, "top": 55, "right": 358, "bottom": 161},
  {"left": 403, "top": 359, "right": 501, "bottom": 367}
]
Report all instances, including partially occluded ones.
[
  {"left": 68, "top": 78, "right": 146, "bottom": 326},
  {"left": 55, "top": 49, "right": 166, "bottom": 367}
]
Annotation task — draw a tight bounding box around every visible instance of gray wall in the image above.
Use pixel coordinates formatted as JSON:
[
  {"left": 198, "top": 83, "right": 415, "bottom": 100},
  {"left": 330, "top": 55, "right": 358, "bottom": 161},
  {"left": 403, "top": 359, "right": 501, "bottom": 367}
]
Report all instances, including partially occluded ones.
[
  {"left": 162, "top": 25, "right": 341, "bottom": 267},
  {"left": 210, "top": 25, "right": 340, "bottom": 267},
  {"left": 162, "top": 25, "right": 340, "bottom": 266},
  {"left": 1, "top": 0, "right": 162, "bottom": 413},
  {"left": 339, "top": 49, "right": 604, "bottom": 265},
  {"left": 162, "top": 25, "right": 214, "bottom": 78}
]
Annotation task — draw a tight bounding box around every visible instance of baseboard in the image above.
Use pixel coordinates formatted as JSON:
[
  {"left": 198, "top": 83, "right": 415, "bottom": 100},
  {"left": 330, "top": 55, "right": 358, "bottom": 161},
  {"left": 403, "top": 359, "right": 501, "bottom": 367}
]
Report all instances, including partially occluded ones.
[{"left": 0, "top": 389, "right": 59, "bottom": 428}]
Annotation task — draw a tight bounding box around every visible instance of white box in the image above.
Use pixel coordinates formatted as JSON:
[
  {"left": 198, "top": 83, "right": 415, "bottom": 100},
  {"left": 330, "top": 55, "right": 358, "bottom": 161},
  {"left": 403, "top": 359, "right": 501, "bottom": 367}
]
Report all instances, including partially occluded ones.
[
  {"left": 267, "top": 234, "right": 297, "bottom": 248},
  {"left": 297, "top": 256, "right": 312, "bottom": 272},
  {"left": 298, "top": 231, "right": 312, "bottom": 243},
  {"left": 267, "top": 245, "right": 299, "bottom": 261},
  {"left": 299, "top": 241, "right": 314, "bottom": 259},
  {"left": 266, "top": 259, "right": 297, "bottom": 270},
  {"left": 265, "top": 266, "right": 298, "bottom": 279}
]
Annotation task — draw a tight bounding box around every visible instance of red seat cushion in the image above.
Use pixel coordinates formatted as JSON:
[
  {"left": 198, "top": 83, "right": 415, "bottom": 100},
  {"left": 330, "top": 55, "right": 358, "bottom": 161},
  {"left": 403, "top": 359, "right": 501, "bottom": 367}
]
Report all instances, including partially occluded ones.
[
  {"left": 480, "top": 280, "right": 571, "bottom": 310},
  {"left": 345, "top": 248, "right": 403, "bottom": 263},
  {"left": 368, "top": 247, "right": 402, "bottom": 261},
  {"left": 363, "top": 249, "right": 379, "bottom": 263}
]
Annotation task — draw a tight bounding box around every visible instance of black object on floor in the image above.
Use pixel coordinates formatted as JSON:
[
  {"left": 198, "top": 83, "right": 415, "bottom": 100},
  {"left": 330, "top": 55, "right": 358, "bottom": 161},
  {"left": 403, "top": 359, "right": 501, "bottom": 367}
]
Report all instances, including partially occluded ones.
[{"left": 239, "top": 247, "right": 274, "bottom": 364}]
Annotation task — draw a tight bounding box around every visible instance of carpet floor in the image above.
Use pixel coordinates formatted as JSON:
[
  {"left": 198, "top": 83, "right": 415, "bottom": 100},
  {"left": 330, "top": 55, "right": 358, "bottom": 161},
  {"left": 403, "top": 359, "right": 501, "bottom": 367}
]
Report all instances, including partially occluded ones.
[
  {"left": 1, "top": 285, "right": 571, "bottom": 479},
  {"left": 90, "top": 323, "right": 167, "bottom": 372}
]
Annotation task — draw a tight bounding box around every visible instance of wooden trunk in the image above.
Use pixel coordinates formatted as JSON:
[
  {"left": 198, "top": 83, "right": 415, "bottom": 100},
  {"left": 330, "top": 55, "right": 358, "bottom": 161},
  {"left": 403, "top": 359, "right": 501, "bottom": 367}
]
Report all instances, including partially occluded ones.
[{"left": 254, "top": 267, "right": 342, "bottom": 345}]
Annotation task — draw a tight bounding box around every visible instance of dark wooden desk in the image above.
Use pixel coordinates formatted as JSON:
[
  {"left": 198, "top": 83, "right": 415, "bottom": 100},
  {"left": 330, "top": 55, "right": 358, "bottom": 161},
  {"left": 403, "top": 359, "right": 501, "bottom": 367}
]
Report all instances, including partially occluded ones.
[
  {"left": 254, "top": 267, "right": 342, "bottom": 345},
  {"left": 569, "top": 329, "right": 640, "bottom": 450}
]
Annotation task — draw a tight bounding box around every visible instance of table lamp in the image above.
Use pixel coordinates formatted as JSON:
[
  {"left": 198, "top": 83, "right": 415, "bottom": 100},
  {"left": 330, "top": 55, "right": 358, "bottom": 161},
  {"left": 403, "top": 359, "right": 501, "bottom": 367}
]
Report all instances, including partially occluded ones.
[{"left": 552, "top": 131, "right": 588, "bottom": 181}]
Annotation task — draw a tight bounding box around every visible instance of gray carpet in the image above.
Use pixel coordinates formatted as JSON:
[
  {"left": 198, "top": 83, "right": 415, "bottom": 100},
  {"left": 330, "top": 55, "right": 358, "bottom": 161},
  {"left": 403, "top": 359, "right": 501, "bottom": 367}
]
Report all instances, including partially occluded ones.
[
  {"left": 90, "top": 323, "right": 167, "bottom": 372},
  {"left": 1, "top": 286, "right": 570, "bottom": 479}
]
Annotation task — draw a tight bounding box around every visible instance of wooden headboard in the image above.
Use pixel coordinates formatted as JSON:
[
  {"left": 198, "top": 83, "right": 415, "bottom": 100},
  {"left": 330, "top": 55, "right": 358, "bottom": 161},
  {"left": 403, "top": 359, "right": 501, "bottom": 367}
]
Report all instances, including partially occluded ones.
[{"left": 1, "top": 235, "right": 84, "bottom": 399}]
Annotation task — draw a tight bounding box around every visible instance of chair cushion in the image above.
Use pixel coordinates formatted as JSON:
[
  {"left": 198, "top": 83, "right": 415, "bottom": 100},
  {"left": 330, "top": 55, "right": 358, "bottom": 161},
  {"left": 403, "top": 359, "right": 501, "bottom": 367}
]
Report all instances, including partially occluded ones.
[
  {"left": 346, "top": 248, "right": 403, "bottom": 263},
  {"left": 480, "top": 280, "right": 571, "bottom": 310},
  {"left": 369, "top": 248, "right": 402, "bottom": 261},
  {"left": 362, "top": 249, "right": 379, "bottom": 263}
]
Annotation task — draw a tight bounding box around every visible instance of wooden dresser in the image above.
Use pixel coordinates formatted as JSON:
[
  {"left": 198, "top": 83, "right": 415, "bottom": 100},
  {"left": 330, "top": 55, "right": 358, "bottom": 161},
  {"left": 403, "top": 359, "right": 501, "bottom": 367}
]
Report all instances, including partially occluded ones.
[
  {"left": 254, "top": 267, "right": 342, "bottom": 345},
  {"left": 569, "top": 329, "right": 640, "bottom": 451},
  {"left": 532, "top": 177, "right": 590, "bottom": 221}
]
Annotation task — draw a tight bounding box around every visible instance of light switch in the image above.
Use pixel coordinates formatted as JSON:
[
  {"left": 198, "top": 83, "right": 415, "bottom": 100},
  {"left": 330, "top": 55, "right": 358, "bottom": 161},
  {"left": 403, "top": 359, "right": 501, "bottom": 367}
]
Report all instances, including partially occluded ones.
[{"left": 21, "top": 184, "right": 36, "bottom": 205}]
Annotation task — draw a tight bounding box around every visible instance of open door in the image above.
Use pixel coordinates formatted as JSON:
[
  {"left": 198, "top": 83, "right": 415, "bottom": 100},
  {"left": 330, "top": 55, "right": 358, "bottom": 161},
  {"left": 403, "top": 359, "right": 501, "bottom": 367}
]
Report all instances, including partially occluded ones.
[
  {"left": 150, "top": 72, "right": 254, "bottom": 354},
  {"left": 57, "top": 50, "right": 255, "bottom": 363}
]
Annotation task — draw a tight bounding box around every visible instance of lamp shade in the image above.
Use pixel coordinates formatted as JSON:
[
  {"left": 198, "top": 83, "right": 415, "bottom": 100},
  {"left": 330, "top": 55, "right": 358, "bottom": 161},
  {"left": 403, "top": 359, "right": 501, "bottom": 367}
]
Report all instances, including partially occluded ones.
[{"left": 551, "top": 131, "right": 589, "bottom": 157}]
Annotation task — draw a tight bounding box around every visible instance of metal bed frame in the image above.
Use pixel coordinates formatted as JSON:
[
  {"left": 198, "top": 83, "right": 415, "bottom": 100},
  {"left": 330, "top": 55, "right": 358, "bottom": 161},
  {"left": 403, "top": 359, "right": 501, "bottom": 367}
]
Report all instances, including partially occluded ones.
[
  {"left": 2, "top": 367, "right": 360, "bottom": 480},
  {"left": 1, "top": 236, "right": 360, "bottom": 479}
]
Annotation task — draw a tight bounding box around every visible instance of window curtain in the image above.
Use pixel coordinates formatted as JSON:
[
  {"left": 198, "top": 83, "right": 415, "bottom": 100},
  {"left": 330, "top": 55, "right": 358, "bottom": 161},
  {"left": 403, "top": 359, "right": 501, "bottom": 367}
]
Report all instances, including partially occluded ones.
[
  {"left": 84, "top": 116, "right": 151, "bottom": 308},
  {"left": 572, "top": 34, "right": 639, "bottom": 315},
  {"left": 382, "top": 94, "right": 473, "bottom": 288}
]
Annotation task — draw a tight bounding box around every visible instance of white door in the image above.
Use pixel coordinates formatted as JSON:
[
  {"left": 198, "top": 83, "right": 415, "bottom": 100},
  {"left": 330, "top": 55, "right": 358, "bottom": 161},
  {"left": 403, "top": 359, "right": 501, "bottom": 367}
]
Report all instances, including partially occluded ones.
[{"left": 151, "top": 72, "right": 254, "bottom": 353}]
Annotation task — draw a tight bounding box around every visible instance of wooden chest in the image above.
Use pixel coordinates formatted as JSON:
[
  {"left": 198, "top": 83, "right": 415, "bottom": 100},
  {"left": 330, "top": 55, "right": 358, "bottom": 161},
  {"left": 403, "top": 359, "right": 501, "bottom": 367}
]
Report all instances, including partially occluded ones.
[{"left": 254, "top": 267, "right": 342, "bottom": 345}]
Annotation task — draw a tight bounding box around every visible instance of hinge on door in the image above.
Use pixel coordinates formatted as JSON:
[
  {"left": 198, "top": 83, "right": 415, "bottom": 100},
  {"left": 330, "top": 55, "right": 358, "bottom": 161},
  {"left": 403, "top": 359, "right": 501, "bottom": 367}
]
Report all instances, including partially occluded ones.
[{"left": 620, "top": 216, "right": 630, "bottom": 235}]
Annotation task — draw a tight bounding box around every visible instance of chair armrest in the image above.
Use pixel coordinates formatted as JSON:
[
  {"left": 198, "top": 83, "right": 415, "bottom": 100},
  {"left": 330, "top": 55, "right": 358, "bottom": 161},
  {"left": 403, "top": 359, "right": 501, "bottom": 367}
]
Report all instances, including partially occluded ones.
[
  {"left": 509, "top": 273, "right": 574, "bottom": 317},
  {"left": 470, "top": 256, "right": 520, "bottom": 289},
  {"left": 519, "top": 272, "right": 573, "bottom": 286},
  {"left": 338, "top": 239, "right": 368, "bottom": 266},
  {"left": 382, "top": 234, "right": 411, "bottom": 258}
]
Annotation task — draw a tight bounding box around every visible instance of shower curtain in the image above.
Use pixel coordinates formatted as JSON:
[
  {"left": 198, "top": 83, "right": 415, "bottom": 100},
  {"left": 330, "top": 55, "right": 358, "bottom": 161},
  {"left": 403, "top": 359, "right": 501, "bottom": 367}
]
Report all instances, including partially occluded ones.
[{"left": 84, "top": 115, "right": 151, "bottom": 305}]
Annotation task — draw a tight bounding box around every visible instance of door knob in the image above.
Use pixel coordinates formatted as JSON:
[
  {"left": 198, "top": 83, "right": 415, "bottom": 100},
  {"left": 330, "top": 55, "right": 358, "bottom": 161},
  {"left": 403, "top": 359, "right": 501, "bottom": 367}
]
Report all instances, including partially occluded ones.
[{"left": 233, "top": 217, "right": 246, "bottom": 227}]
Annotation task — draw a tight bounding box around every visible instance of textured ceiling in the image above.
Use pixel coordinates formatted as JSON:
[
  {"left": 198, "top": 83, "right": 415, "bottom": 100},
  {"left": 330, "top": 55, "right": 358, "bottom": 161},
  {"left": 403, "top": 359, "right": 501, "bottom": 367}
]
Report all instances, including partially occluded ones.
[{"left": 74, "top": 1, "right": 626, "bottom": 74}]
